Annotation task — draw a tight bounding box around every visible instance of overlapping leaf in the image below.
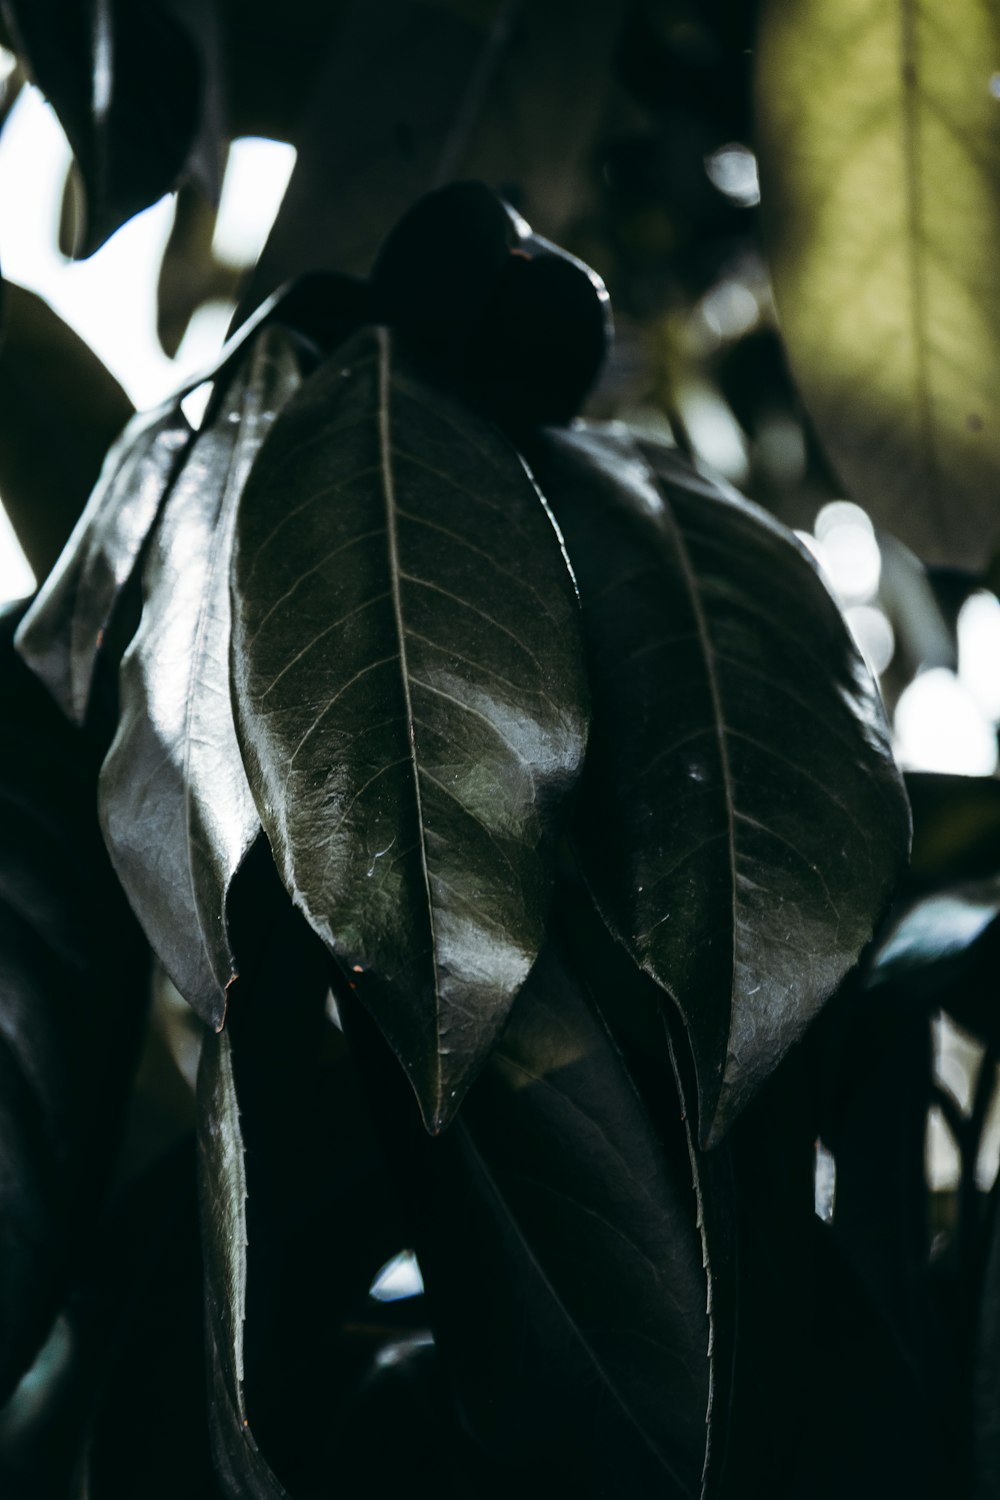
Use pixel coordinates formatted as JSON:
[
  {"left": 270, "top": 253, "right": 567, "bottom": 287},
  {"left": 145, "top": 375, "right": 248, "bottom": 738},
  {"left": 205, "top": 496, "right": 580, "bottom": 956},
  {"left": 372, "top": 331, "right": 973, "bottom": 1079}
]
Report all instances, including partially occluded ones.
[
  {"left": 532, "top": 424, "right": 910, "bottom": 1146},
  {"left": 231, "top": 325, "right": 589, "bottom": 1132},
  {"left": 354, "top": 931, "right": 713, "bottom": 1499},
  {"left": 1, "top": 0, "right": 202, "bottom": 255},
  {"left": 15, "top": 399, "right": 189, "bottom": 725},
  {"left": 755, "top": 0, "right": 1000, "bottom": 570},
  {"left": 98, "top": 326, "right": 306, "bottom": 1030}
]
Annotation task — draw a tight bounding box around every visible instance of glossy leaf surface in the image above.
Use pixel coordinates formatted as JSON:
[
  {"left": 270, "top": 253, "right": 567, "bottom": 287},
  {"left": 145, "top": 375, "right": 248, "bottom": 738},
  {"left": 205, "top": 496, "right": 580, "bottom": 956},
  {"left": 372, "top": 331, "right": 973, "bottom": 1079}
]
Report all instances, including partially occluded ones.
[
  {"left": 15, "top": 401, "right": 190, "bottom": 726},
  {"left": 347, "top": 931, "right": 712, "bottom": 1499},
  {"left": 0, "top": 603, "right": 147, "bottom": 1403},
  {"left": 98, "top": 327, "right": 305, "bottom": 1030},
  {"left": 756, "top": 0, "right": 1000, "bottom": 569},
  {"left": 232, "top": 326, "right": 588, "bottom": 1131},
  {"left": 533, "top": 424, "right": 910, "bottom": 1145},
  {"left": 1, "top": 0, "right": 201, "bottom": 255}
]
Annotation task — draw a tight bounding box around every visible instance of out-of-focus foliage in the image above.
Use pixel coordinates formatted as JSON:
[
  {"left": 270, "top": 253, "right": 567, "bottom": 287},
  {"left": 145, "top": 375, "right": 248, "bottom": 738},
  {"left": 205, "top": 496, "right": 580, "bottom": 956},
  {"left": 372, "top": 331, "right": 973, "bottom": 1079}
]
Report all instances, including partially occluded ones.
[{"left": 756, "top": 0, "right": 1000, "bottom": 572}]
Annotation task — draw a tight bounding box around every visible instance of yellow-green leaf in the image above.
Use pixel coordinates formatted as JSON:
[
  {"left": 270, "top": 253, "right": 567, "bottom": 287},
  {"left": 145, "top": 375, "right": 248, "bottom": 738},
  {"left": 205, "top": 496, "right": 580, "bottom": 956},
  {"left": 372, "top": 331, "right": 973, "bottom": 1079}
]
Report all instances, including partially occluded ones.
[{"left": 755, "top": 0, "right": 1000, "bottom": 570}]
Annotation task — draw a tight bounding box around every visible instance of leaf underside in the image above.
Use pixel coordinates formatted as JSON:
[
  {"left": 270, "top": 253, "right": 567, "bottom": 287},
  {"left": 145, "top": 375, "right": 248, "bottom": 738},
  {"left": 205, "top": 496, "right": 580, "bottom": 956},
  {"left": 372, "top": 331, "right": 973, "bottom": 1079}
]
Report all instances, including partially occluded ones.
[
  {"left": 534, "top": 423, "right": 910, "bottom": 1146},
  {"left": 15, "top": 403, "right": 191, "bottom": 725},
  {"left": 756, "top": 0, "right": 1000, "bottom": 570},
  {"left": 98, "top": 327, "right": 305, "bottom": 1029},
  {"left": 231, "top": 325, "right": 589, "bottom": 1132}
]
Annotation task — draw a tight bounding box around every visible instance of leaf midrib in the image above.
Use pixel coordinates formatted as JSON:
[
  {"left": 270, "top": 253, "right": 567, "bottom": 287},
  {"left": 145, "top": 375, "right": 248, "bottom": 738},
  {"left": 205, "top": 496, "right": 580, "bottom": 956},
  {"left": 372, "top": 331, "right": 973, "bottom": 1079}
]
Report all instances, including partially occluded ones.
[
  {"left": 642, "top": 450, "right": 739, "bottom": 1100},
  {"left": 179, "top": 398, "right": 247, "bottom": 1013},
  {"left": 377, "top": 328, "right": 443, "bottom": 1121}
]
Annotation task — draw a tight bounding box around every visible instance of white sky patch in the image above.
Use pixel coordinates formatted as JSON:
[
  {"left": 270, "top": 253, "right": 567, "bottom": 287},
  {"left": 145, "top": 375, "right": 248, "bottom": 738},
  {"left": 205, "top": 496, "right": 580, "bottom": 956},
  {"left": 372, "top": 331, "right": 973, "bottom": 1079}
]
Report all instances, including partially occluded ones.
[
  {"left": 705, "top": 143, "right": 760, "bottom": 207},
  {"left": 369, "top": 1249, "right": 425, "bottom": 1303},
  {"left": 958, "top": 589, "right": 1000, "bottom": 723},
  {"left": 894, "top": 667, "right": 999, "bottom": 777},
  {"left": 812, "top": 501, "right": 881, "bottom": 603},
  {"left": 0, "top": 500, "right": 35, "bottom": 606},
  {"left": 212, "top": 137, "right": 297, "bottom": 270}
]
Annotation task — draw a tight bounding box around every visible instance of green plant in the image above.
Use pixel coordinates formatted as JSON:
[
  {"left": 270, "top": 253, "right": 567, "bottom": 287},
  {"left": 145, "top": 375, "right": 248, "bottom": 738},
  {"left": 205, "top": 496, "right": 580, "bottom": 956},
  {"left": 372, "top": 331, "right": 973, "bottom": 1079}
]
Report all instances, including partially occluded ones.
[{"left": 1, "top": 4, "right": 999, "bottom": 1498}]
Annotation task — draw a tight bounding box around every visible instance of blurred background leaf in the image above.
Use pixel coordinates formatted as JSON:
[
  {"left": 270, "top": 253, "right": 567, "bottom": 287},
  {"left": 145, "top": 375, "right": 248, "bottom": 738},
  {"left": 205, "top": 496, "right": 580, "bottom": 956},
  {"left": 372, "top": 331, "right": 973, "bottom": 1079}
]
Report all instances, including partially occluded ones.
[{"left": 755, "top": 0, "right": 1000, "bottom": 571}]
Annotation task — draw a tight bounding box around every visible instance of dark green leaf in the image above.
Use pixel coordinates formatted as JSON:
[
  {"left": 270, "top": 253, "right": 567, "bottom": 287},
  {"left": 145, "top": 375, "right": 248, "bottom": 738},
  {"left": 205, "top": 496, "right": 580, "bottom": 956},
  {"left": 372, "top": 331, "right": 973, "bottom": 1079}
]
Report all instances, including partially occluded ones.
[
  {"left": 1, "top": 0, "right": 202, "bottom": 255},
  {"left": 345, "top": 932, "right": 712, "bottom": 1499},
  {"left": 531, "top": 424, "right": 910, "bottom": 1146},
  {"left": 370, "top": 181, "right": 612, "bottom": 430},
  {"left": 231, "top": 325, "right": 588, "bottom": 1131},
  {"left": 0, "top": 603, "right": 148, "bottom": 1403},
  {"left": 198, "top": 1029, "right": 288, "bottom": 1500},
  {"left": 0, "top": 282, "right": 133, "bottom": 583},
  {"left": 98, "top": 326, "right": 306, "bottom": 1031},
  {"left": 15, "top": 400, "right": 189, "bottom": 727}
]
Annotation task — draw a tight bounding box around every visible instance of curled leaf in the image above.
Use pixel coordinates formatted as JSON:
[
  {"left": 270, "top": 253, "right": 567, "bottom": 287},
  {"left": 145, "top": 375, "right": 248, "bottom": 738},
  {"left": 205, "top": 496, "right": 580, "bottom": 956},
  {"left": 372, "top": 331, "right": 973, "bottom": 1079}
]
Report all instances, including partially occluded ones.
[
  {"left": 98, "top": 327, "right": 307, "bottom": 1029},
  {"left": 15, "top": 401, "right": 190, "bottom": 725}
]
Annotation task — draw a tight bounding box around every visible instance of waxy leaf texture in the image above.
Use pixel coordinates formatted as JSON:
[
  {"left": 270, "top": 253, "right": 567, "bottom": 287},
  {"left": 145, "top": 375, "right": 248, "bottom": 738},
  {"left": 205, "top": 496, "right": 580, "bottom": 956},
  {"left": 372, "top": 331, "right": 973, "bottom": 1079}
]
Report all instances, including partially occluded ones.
[
  {"left": 99, "top": 328, "right": 306, "bottom": 1028},
  {"left": 534, "top": 424, "right": 910, "bottom": 1146},
  {"left": 232, "top": 326, "right": 588, "bottom": 1131}
]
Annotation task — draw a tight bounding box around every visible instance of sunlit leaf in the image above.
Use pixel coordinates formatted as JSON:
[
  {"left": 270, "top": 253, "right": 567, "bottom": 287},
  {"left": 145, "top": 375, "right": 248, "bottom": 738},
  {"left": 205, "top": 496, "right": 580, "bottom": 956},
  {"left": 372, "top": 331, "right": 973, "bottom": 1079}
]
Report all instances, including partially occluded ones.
[
  {"left": 15, "top": 276, "right": 362, "bottom": 732},
  {"left": 756, "top": 0, "right": 1000, "bottom": 569},
  {"left": 0, "top": 282, "right": 133, "bottom": 583},
  {"left": 1, "top": 0, "right": 201, "bottom": 255},
  {"left": 15, "top": 401, "right": 189, "bottom": 726},
  {"left": 98, "top": 327, "right": 307, "bottom": 1031},
  {"left": 532, "top": 424, "right": 910, "bottom": 1146},
  {"left": 231, "top": 326, "right": 588, "bottom": 1133},
  {"left": 0, "top": 603, "right": 147, "bottom": 1404}
]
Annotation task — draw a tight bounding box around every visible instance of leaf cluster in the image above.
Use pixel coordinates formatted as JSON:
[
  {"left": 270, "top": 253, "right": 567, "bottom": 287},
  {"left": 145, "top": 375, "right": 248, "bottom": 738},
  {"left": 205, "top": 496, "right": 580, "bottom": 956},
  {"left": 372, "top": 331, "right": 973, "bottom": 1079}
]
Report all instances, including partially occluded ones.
[{"left": 0, "top": 3, "right": 999, "bottom": 1497}]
